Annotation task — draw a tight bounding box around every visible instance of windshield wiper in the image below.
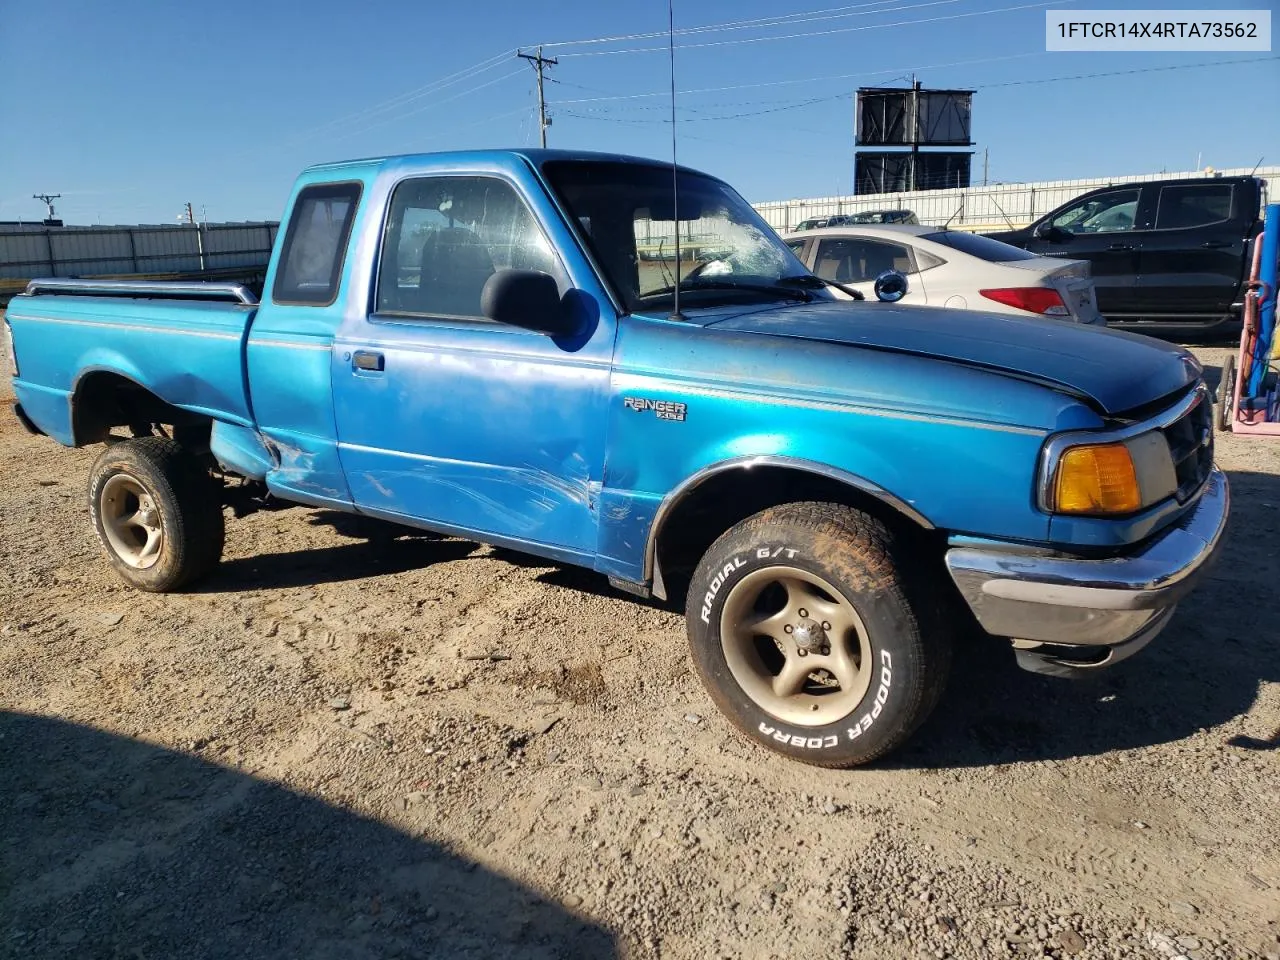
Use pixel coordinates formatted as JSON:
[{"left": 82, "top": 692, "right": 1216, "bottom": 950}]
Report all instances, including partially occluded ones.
[
  {"left": 776, "top": 274, "right": 865, "bottom": 301},
  {"left": 643, "top": 278, "right": 814, "bottom": 303}
]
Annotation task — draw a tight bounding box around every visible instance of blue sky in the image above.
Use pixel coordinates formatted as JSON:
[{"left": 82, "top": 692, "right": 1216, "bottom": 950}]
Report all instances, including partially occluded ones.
[{"left": 1, "top": 0, "right": 1276, "bottom": 225}]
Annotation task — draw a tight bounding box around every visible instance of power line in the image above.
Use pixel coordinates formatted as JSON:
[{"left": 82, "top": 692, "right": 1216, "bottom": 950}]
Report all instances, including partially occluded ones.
[
  {"left": 557, "top": 52, "right": 1279, "bottom": 125},
  {"left": 274, "top": 52, "right": 514, "bottom": 148},
  {"left": 549, "top": 52, "right": 1046, "bottom": 106},
  {"left": 323, "top": 69, "right": 526, "bottom": 146},
  {"left": 532, "top": 0, "right": 950, "bottom": 49},
  {"left": 976, "top": 53, "right": 1280, "bottom": 88},
  {"left": 562, "top": 94, "right": 841, "bottom": 126},
  {"left": 555, "top": 1, "right": 1073, "bottom": 57}
]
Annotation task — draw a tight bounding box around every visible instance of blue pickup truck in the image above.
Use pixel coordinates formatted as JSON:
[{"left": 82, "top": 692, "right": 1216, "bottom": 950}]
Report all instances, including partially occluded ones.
[{"left": 5, "top": 149, "right": 1228, "bottom": 767}]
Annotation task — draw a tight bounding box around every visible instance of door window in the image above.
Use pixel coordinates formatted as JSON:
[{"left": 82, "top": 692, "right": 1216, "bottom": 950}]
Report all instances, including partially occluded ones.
[
  {"left": 1154, "top": 184, "right": 1233, "bottom": 230},
  {"left": 376, "top": 176, "right": 559, "bottom": 319},
  {"left": 813, "top": 238, "right": 914, "bottom": 283},
  {"left": 1048, "top": 189, "right": 1140, "bottom": 235},
  {"left": 273, "top": 182, "right": 362, "bottom": 306}
]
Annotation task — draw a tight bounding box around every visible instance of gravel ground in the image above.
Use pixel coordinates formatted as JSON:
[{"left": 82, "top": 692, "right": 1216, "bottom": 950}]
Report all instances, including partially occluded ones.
[{"left": 2, "top": 342, "right": 1278, "bottom": 960}]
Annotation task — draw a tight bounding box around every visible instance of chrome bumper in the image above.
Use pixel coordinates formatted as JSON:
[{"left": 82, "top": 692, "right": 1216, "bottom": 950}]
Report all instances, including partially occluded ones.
[{"left": 945, "top": 468, "right": 1229, "bottom": 675}]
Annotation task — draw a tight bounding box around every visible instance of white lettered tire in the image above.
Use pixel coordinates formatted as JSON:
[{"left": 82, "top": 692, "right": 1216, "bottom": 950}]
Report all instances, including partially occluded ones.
[{"left": 685, "top": 502, "right": 950, "bottom": 767}]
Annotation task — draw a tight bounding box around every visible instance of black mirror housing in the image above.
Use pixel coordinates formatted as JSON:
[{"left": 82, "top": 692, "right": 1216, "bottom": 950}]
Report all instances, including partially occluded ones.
[{"left": 480, "top": 269, "right": 578, "bottom": 336}]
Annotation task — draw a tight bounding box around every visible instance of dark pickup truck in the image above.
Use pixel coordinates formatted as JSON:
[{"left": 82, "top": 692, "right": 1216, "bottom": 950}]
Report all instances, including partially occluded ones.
[{"left": 986, "top": 175, "right": 1266, "bottom": 335}]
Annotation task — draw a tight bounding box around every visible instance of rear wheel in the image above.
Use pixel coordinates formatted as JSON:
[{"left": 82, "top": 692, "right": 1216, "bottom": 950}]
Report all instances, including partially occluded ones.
[
  {"left": 685, "top": 502, "right": 951, "bottom": 767},
  {"left": 88, "top": 437, "right": 225, "bottom": 592},
  {"left": 1217, "top": 354, "right": 1236, "bottom": 432}
]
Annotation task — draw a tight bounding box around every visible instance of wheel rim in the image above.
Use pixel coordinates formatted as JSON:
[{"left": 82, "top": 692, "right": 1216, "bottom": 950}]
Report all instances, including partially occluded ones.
[
  {"left": 99, "top": 472, "right": 164, "bottom": 569},
  {"left": 719, "top": 566, "right": 874, "bottom": 727}
]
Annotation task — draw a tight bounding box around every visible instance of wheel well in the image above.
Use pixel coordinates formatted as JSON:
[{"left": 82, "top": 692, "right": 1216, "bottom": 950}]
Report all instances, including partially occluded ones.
[
  {"left": 652, "top": 466, "right": 941, "bottom": 606},
  {"left": 72, "top": 371, "right": 210, "bottom": 447}
]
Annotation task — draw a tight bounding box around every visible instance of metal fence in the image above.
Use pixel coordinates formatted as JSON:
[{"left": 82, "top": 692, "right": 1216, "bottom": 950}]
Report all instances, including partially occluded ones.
[
  {"left": 0, "top": 222, "right": 279, "bottom": 281},
  {"left": 752, "top": 165, "right": 1279, "bottom": 233}
]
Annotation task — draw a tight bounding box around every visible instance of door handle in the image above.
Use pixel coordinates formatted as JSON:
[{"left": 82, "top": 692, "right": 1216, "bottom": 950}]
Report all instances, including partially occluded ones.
[
  {"left": 1107, "top": 243, "right": 1135, "bottom": 252},
  {"left": 352, "top": 350, "right": 384, "bottom": 372},
  {"left": 1201, "top": 240, "right": 1231, "bottom": 249}
]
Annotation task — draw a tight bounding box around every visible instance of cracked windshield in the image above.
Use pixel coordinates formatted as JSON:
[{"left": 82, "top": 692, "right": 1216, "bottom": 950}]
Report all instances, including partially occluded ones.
[{"left": 544, "top": 160, "right": 815, "bottom": 312}]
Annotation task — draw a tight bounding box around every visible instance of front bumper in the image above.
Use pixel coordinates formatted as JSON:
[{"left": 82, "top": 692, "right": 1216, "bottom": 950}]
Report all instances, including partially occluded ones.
[{"left": 945, "top": 468, "right": 1229, "bottom": 676}]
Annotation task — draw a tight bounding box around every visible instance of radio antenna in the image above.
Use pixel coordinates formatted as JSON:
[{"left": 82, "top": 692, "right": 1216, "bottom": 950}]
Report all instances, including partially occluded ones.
[{"left": 667, "top": 0, "right": 684, "bottom": 321}]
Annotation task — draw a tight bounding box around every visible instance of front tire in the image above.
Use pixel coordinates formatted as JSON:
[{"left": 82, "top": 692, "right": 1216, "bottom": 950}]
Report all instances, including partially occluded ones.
[
  {"left": 685, "top": 502, "right": 950, "bottom": 767},
  {"left": 88, "top": 437, "right": 225, "bottom": 592}
]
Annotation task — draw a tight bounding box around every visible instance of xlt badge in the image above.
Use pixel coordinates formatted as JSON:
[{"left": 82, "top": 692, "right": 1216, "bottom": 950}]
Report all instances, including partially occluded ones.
[{"left": 623, "top": 397, "right": 687, "bottom": 422}]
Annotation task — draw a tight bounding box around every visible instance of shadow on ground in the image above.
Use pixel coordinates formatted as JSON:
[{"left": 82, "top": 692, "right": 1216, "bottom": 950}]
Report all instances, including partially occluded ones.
[
  {"left": 195, "top": 511, "right": 481, "bottom": 591},
  {"left": 894, "top": 466, "right": 1280, "bottom": 768},
  {"left": 193, "top": 468, "right": 1276, "bottom": 768},
  {"left": 0, "top": 711, "right": 615, "bottom": 960}
]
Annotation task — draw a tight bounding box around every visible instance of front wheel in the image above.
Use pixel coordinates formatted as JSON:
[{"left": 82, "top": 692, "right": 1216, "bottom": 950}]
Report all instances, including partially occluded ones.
[
  {"left": 685, "top": 502, "right": 950, "bottom": 767},
  {"left": 88, "top": 437, "right": 225, "bottom": 592}
]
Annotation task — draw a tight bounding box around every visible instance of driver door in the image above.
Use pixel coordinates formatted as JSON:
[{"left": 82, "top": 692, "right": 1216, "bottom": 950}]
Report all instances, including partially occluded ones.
[{"left": 330, "top": 174, "right": 614, "bottom": 559}]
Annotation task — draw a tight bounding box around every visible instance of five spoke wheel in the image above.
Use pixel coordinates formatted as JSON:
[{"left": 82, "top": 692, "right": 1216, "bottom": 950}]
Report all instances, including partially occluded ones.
[
  {"left": 720, "top": 567, "right": 873, "bottom": 726},
  {"left": 98, "top": 473, "right": 164, "bottom": 569}
]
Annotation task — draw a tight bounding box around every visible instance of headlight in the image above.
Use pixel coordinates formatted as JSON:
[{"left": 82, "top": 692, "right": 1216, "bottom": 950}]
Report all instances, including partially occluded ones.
[{"left": 1044, "top": 431, "right": 1177, "bottom": 516}]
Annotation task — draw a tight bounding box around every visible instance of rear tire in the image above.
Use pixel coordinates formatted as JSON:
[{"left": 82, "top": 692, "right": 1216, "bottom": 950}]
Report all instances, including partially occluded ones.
[
  {"left": 685, "top": 502, "right": 951, "bottom": 768},
  {"left": 88, "top": 437, "right": 225, "bottom": 592},
  {"left": 1217, "top": 354, "right": 1236, "bottom": 432}
]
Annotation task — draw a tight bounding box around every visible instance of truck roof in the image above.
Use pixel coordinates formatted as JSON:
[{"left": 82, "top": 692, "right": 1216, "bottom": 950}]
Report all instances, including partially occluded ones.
[{"left": 303, "top": 148, "right": 712, "bottom": 179}]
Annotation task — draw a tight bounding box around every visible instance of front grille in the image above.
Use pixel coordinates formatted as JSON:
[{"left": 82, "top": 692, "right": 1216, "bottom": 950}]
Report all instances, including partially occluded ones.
[{"left": 1162, "top": 391, "right": 1214, "bottom": 502}]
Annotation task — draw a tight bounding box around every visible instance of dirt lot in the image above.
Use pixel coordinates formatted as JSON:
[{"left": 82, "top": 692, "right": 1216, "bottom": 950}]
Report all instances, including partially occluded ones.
[{"left": 2, "top": 344, "right": 1278, "bottom": 960}]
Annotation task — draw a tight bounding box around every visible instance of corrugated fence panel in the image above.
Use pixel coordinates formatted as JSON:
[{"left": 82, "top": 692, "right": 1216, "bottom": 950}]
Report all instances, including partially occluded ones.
[
  {"left": 0, "top": 232, "right": 53, "bottom": 279},
  {"left": 754, "top": 166, "right": 1279, "bottom": 232},
  {"left": 131, "top": 227, "right": 201, "bottom": 274},
  {"left": 47, "top": 229, "right": 136, "bottom": 277},
  {"left": 0, "top": 221, "right": 278, "bottom": 280},
  {"left": 203, "top": 224, "right": 276, "bottom": 269}
]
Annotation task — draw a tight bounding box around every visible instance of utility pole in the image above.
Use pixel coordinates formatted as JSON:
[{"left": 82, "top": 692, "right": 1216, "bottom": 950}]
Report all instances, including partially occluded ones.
[
  {"left": 33, "top": 193, "right": 62, "bottom": 225},
  {"left": 983, "top": 147, "right": 989, "bottom": 187},
  {"left": 180, "top": 201, "right": 206, "bottom": 271},
  {"left": 908, "top": 76, "right": 920, "bottom": 192},
  {"left": 517, "top": 46, "right": 558, "bottom": 148}
]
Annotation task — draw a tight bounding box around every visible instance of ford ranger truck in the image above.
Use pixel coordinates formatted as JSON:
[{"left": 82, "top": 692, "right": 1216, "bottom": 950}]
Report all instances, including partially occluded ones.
[{"left": 5, "top": 150, "right": 1229, "bottom": 767}]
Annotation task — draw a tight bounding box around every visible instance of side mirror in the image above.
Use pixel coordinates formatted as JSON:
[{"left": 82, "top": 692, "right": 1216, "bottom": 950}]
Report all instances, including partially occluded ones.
[
  {"left": 873, "top": 270, "right": 908, "bottom": 303},
  {"left": 1034, "top": 223, "right": 1067, "bottom": 242},
  {"left": 481, "top": 269, "right": 578, "bottom": 336}
]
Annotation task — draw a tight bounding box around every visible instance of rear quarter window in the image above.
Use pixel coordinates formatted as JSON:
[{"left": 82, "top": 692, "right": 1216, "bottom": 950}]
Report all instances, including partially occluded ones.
[
  {"left": 273, "top": 182, "right": 362, "bottom": 306},
  {"left": 920, "top": 230, "right": 1038, "bottom": 262},
  {"left": 1154, "top": 184, "right": 1233, "bottom": 230}
]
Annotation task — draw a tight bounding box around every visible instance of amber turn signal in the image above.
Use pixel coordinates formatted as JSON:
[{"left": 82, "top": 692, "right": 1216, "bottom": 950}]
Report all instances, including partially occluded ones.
[{"left": 1053, "top": 443, "right": 1142, "bottom": 515}]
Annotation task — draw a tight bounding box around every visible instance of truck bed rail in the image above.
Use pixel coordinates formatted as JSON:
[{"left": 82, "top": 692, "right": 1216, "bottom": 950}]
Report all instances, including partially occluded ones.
[{"left": 22, "top": 278, "right": 259, "bottom": 305}]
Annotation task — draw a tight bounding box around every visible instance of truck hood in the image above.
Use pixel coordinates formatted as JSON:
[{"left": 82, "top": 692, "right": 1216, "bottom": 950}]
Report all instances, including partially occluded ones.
[{"left": 695, "top": 301, "right": 1199, "bottom": 415}]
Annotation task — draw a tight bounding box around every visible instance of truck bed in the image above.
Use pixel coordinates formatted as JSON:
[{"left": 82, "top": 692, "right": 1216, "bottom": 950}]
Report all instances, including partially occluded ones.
[{"left": 7, "top": 290, "right": 257, "bottom": 446}]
